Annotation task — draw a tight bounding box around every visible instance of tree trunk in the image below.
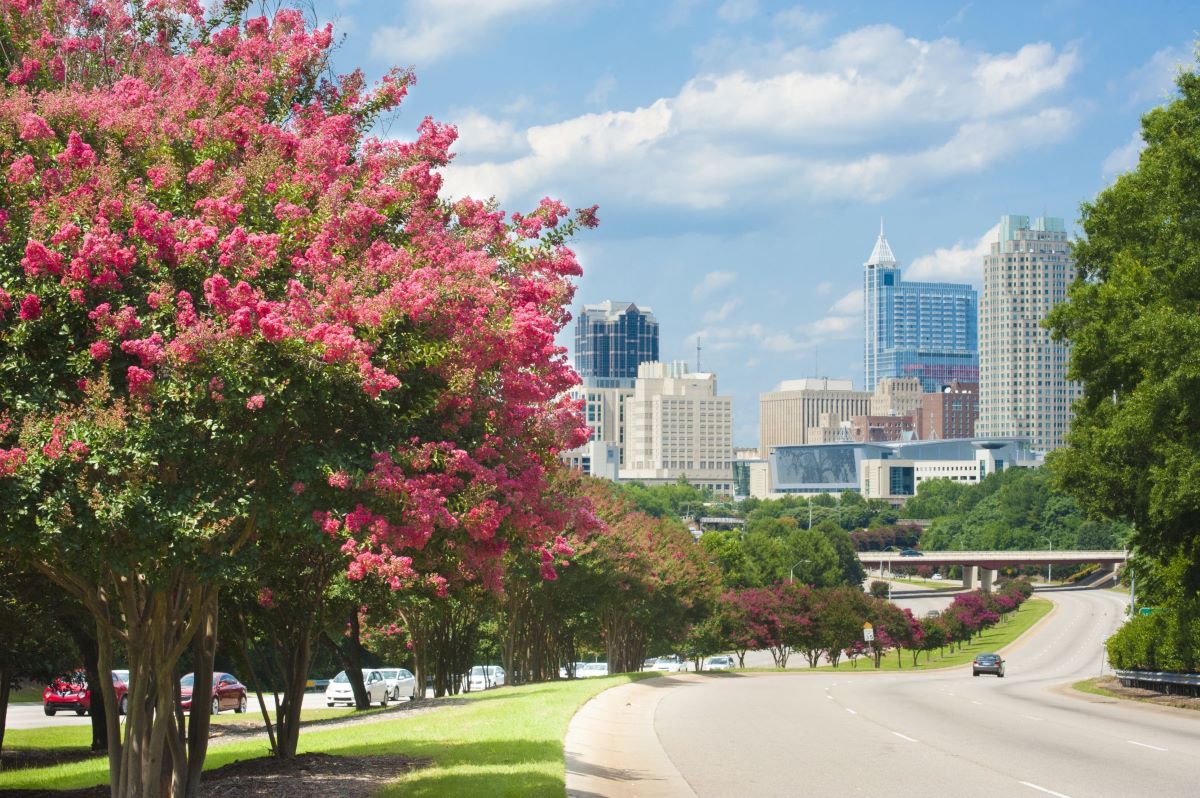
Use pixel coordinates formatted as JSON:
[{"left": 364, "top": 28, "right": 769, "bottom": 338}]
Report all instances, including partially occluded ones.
[
  {"left": 182, "top": 600, "right": 217, "bottom": 798},
  {"left": 323, "top": 613, "right": 370, "bottom": 710},
  {"left": 275, "top": 634, "right": 311, "bottom": 757},
  {"left": 0, "top": 668, "right": 11, "bottom": 754}
]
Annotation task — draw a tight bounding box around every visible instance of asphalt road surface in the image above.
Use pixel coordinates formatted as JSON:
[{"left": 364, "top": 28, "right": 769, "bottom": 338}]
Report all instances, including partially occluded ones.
[{"left": 655, "top": 587, "right": 1200, "bottom": 797}]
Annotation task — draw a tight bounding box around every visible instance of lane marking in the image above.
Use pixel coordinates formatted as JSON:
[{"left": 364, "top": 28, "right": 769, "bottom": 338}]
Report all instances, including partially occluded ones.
[
  {"left": 971, "top": 700, "right": 983, "bottom": 706},
  {"left": 826, "top": 695, "right": 834, "bottom": 700},
  {"left": 1019, "top": 781, "right": 1072, "bottom": 798},
  {"left": 892, "top": 732, "right": 918, "bottom": 742},
  {"left": 1127, "top": 740, "right": 1167, "bottom": 752},
  {"left": 845, "top": 708, "right": 857, "bottom": 715},
  {"left": 1022, "top": 714, "right": 1042, "bottom": 721}
]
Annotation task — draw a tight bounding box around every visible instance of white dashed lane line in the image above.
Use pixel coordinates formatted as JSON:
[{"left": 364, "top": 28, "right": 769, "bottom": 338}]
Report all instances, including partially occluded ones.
[
  {"left": 845, "top": 708, "right": 856, "bottom": 715},
  {"left": 1019, "top": 781, "right": 1073, "bottom": 798},
  {"left": 1127, "top": 740, "right": 1167, "bottom": 752},
  {"left": 892, "top": 732, "right": 919, "bottom": 742}
]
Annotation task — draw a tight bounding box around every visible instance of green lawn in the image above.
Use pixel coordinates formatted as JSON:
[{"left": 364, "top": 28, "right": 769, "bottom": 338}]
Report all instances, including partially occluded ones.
[
  {"left": 0, "top": 673, "right": 658, "bottom": 796},
  {"left": 8, "top": 686, "right": 46, "bottom": 704}
]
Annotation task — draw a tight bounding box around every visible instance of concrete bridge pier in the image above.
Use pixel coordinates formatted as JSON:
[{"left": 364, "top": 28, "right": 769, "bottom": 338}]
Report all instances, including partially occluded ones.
[
  {"left": 981, "top": 568, "right": 998, "bottom": 593},
  {"left": 962, "top": 566, "right": 978, "bottom": 590}
]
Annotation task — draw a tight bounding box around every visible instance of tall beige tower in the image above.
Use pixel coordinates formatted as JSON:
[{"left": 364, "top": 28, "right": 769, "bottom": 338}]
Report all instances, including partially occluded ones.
[
  {"left": 758, "top": 378, "right": 871, "bottom": 456},
  {"left": 977, "top": 215, "right": 1081, "bottom": 452}
]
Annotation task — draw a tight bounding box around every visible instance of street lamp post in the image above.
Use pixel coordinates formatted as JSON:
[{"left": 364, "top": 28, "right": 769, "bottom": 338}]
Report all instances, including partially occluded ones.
[
  {"left": 789, "top": 558, "right": 811, "bottom": 585},
  {"left": 1040, "top": 537, "right": 1053, "bottom": 584}
]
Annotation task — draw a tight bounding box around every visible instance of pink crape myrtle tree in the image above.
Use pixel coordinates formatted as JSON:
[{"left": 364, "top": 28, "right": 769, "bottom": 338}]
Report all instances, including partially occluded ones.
[{"left": 0, "top": 2, "right": 594, "bottom": 796}]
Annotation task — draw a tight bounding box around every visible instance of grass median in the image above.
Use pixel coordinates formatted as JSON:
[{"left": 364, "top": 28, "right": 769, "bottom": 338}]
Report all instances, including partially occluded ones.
[{"left": 1, "top": 672, "right": 657, "bottom": 796}]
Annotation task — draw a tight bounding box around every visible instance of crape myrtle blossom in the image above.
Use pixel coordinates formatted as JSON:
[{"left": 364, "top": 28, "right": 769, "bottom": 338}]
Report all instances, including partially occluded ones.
[
  {"left": 0, "top": 3, "right": 598, "bottom": 790},
  {"left": 0, "top": 0, "right": 597, "bottom": 597}
]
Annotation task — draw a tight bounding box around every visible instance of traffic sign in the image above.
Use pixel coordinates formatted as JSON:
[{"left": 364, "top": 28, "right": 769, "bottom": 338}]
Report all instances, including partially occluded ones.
[{"left": 863, "top": 622, "right": 874, "bottom": 642}]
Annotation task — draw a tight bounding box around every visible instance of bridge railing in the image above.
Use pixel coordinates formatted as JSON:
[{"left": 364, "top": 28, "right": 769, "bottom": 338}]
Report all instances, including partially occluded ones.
[{"left": 1113, "top": 669, "right": 1200, "bottom": 697}]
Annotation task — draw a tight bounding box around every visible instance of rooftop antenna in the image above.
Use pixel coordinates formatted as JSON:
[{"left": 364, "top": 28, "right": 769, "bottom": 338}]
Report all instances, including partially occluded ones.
[{"left": 696, "top": 339, "right": 702, "bottom": 373}]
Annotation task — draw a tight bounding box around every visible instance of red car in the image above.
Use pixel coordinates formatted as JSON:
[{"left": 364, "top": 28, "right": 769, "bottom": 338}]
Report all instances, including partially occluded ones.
[
  {"left": 179, "top": 672, "right": 248, "bottom": 715},
  {"left": 43, "top": 670, "right": 130, "bottom": 717}
]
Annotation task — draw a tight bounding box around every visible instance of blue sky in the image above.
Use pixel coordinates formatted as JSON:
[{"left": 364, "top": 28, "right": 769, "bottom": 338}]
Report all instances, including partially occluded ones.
[{"left": 311, "top": 0, "right": 1196, "bottom": 446}]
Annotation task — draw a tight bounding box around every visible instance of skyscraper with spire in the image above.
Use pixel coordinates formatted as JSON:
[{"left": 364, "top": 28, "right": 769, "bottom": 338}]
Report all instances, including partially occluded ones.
[{"left": 863, "top": 222, "right": 978, "bottom": 393}]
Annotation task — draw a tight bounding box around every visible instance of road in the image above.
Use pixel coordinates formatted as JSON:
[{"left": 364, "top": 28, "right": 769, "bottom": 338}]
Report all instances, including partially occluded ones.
[
  {"left": 653, "top": 587, "right": 1200, "bottom": 797},
  {"left": 4, "top": 691, "right": 347, "bottom": 731}
]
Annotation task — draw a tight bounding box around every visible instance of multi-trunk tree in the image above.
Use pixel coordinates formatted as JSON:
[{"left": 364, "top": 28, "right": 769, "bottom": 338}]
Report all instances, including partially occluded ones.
[{"left": 0, "top": 3, "right": 593, "bottom": 795}]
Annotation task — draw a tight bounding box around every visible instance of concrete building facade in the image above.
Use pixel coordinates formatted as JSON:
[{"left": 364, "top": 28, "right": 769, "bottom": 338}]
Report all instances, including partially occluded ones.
[
  {"left": 863, "top": 224, "right": 979, "bottom": 393},
  {"left": 759, "top": 378, "right": 871, "bottom": 456},
  {"left": 870, "top": 376, "right": 924, "bottom": 417},
  {"left": 620, "top": 361, "right": 734, "bottom": 494},
  {"left": 977, "top": 215, "right": 1081, "bottom": 452}
]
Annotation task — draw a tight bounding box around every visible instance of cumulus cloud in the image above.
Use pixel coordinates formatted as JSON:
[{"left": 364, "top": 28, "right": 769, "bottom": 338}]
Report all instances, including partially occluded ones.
[
  {"left": 690, "top": 323, "right": 810, "bottom": 354},
  {"left": 692, "top": 270, "right": 738, "bottom": 299},
  {"left": 907, "top": 223, "right": 1000, "bottom": 284},
  {"left": 1125, "top": 45, "right": 1188, "bottom": 107},
  {"left": 773, "top": 6, "right": 828, "bottom": 36},
  {"left": 371, "top": 0, "right": 564, "bottom": 64},
  {"left": 703, "top": 299, "right": 741, "bottom": 323},
  {"left": 718, "top": 0, "right": 758, "bottom": 23},
  {"left": 440, "top": 25, "right": 1079, "bottom": 209},
  {"left": 828, "top": 289, "right": 862, "bottom": 315},
  {"left": 1102, "top": 131, "right": 1146, "bottom": 178}
]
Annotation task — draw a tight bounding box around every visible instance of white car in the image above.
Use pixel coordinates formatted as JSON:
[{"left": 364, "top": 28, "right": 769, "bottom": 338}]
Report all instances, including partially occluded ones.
[
  {"left": 579, "top": 662, "right": 609, "bottom": 678},
  {"left": 650, "top": 656, "right": 683, "bottom": 673},
  {"left": 705, "top": 655, "right": 735, "bottom": 671},
  {"left": 325, "top": 669, "right": 390, "bottom": 707},
  {"left": 559, "top": 662, "right": 589, "bottom": 678},
  {"left": 463, "top": 665, "right": 505, "bottom": 692},
  {"left": 378, "top": 668, "right": 418, "bottom": 701}
]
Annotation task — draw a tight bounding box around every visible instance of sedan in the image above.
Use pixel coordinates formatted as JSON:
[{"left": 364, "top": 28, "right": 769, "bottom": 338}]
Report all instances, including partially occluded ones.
[
  {"left": 463, "top": 665, "right": 505, "bottom": 692},
  {"left": 180, "top": 672, "right": 248, "bottom": 715},
  {"left": 650, "top": 656, "right": 683, "bottom": 673},
  {"left": 378, "top": 667, "right": 418, "bottom": 701},
  {"left": 705, "top": 655, "right": 735, "bottom": 671},
  {"left": 325, "top": 669, "right": 391, "bottom": 707},
  {"left": 972, "top": 653, "right": 1005, "bottom": 677}
]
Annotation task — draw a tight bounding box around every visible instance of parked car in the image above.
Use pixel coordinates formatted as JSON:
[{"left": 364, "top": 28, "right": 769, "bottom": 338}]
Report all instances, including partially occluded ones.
[
  {"left": 705, "top": 655, "right": 735, "bottom": 671},
  {"left": 463, "top": 665, "right": 506, "bottom": 692},
  {"left": 579, "top": 662, "right": 609, "bottom": 678},
  {"left": 642, "top": 657, "right": 658, "bottom": 670},
  {"left": 650, "top": 656, "right": 683, "bottom": 673},
  {"left": 325, "top": 669, "right": 391, "bottom": 707},
  {"left": 180, "top": 672, "right": 248, "bottom": 715},
  {"left": 378, "top": 668, "right": 418, "bottom": 701},
  {"left": 972, "top": 653, "right": 1005, "bottom": 677},
  {"left": 43, "top": 670, "right": 130, "bottom": 717},
  {"left": 559, "top": 662, "right": 588, "bottom": 678},
  {"left": 931, "top": 573, "right": 944, "bottom": 580}
]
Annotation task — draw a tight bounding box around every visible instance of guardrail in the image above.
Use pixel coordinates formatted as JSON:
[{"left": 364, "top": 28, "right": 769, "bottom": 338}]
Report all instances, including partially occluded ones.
[{"left": 1114, "top": 669, "right": 1200, "bottom": 696}]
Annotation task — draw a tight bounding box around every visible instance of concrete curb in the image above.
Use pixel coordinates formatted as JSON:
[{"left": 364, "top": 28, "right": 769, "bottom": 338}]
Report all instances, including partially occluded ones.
[{"left": 564, "top": 675, "right": 698, "bottom": 798}]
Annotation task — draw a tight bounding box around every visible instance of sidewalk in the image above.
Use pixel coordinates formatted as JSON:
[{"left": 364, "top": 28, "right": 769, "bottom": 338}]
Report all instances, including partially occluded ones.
[{"left": 564, "top": 674, "right": 697, "bottom": 798}]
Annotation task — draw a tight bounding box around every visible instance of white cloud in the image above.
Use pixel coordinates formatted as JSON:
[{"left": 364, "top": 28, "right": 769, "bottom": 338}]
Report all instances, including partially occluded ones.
[
  {"left": 1126, "top": 45, "right": 1188, "bottom": 107},
  {"left": 693, "top": 270, "right": 738, "bottom": 299},
  {"left": 827, "top": 289, "right": 862, "bottom": 315},
  {"left": 907, "top": 223, "right": 1000, "bottom": 284},
  {"left": 815, "top": 281, "right": 833, "bottom": 295},
  {"left": 440, "top": 26, "right": 1079, "bottom": 209},
  {"left": 371, "top": 0, "right": 564, "bottom": 64},
  {"left": 718, "top": 0, "right": 758, "bottom": 23},
  {"left": 1102, "top": 131, "right": 1146, "bottom": 177},
  {"left": 803, "top": 314, "right": 858, "bottom": 338},
  {"left": 691, "top": 322, "right": 810, "bottom": 354},
  {"left": 773, "top": 7, "right": 828, "bottom": 36},
  {"left": 703, "top": 299, "right": 741, "bottom": 323},
  {"left": 449, "top": 110, "right": 524, "bottom": 155},
  {"left": 587, "top": 75, "right": 617, "bottom": 106}
]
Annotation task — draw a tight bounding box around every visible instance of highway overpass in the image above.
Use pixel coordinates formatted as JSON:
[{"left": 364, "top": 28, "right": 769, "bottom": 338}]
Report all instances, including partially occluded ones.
[{"left": 856, "top": 549, "right": 1127, "bottom": 591}]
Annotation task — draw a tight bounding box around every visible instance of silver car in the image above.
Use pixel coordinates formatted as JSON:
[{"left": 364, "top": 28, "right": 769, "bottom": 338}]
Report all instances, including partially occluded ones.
[
  {"left": 324, "top": 669, "right": 390, "bottom": 707},
  {"left": 378, "top": 668, "right": 418, "bottom": 701},
  {"left": 705, "top": 655, "right": 735, "bottom": 671}
]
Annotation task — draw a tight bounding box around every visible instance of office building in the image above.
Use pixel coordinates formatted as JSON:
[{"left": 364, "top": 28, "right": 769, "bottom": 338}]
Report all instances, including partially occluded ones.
[
  {"left": 759, "top": 378, "right": 871, "bottom": 456},
  {"left": 977, "top": 215, "right": 1081, "bottom": 452},
  {"left": 620, "top": 361, "right": 734, "bottom": 494},
  {"left": 870, "top": 376, "right": 924, "bottom": 417},
  {"left": 574, "top": 301, "right": 659, "bottom": 380},
  {"left": 863, "top": 224, "right": 978, "bottom": 393},
  {"left": 917, "top": 381, "right": 978, "bottom": 440},
  {"left": 850, "top": 414, "right": 916, "bottom": 443}
]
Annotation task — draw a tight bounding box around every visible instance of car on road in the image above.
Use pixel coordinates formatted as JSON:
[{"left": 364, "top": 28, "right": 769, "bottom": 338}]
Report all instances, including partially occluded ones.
[
  {"left": 650, "top": 655, "right": 683, "bottom": 673},
  {"left": 43, "top": 670, "right": 130, "bottom": 717},
  {"left": 180, "top": 672, "right": 248, "bottom": 715},
  {"left": 972, "top": 653, "right": 1005, "bottom": 677},
  {"left": 463, "top": 665, "right": 506, "bottom": 692},
  {"left": 378, "top": 668, "right": 418, "bottom": 701},
  {"left": 325, "top": 669, "right": 391, "bottom": 707},
  {"left": 899, "top": 549, "right": 923, "bottom": 556},
  {"left": 705, "top": 655, "right": 735, "bottom": 671}
]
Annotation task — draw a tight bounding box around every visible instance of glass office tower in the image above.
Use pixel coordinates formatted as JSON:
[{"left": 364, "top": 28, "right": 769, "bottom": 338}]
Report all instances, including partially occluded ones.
[{"left": 574, "top": 300, "right": 659, "bottom": 380}]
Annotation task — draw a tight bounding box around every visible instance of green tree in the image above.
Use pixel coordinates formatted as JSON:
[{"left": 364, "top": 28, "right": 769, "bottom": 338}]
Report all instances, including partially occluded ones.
[{"left": 1046, "top": 53, "right": 1200, "bottom": 588}]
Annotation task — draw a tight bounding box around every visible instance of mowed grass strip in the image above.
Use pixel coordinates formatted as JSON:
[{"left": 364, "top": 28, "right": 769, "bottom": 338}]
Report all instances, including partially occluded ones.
[{"left": 1, "top": 673, "right": 657, "bottom": 796}]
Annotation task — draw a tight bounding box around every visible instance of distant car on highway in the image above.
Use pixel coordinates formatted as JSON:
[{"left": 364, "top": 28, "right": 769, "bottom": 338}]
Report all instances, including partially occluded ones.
[
  {"left": 463, "top": 665, "right": 505, "bottom": 691},
  {"left": 973, "top": 653, "right": 1005, "bottom": 677},
  {"left": 899, "top": 549, "right": 923, "bottom": 557},
  {"left": 579, "top": 662, "right": 609, "bottom": 678},
  {"left": 705, "top": 655, "right": 735, "bottom": 671},
  {"left": 378, "top": 668, "right": 418, "bottom": 701}
]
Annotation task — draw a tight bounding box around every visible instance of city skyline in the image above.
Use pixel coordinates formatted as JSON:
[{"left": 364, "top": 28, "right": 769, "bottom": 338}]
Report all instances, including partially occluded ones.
[{"left": 310, "top": 1, "right": 1196, "bottom": 446}]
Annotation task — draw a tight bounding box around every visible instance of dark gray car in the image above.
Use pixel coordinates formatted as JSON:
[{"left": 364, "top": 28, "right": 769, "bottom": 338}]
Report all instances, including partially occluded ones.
[{"left": 972, "top": 653, "right": 1005, "bottom": 677}]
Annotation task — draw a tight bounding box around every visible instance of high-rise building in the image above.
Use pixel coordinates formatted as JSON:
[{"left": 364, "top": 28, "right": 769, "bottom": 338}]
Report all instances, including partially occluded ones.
[
  {"left": 863, "top": 224, "right": 978, "bottom": 393},
  {"left": 574, "top": 300, "right": 659, "bottom": 380},
  {"left": 759, "top": 378, "right": 871, "bottom": 456},
  {"left": 916, "top": 380, "right": 978, "bottom": 440},
  {"left": 977, "top": 215, "right": 1080, "bottom": 452},
  {"left": 620, "top": 361, "right": 734, "bottom": 494}
]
